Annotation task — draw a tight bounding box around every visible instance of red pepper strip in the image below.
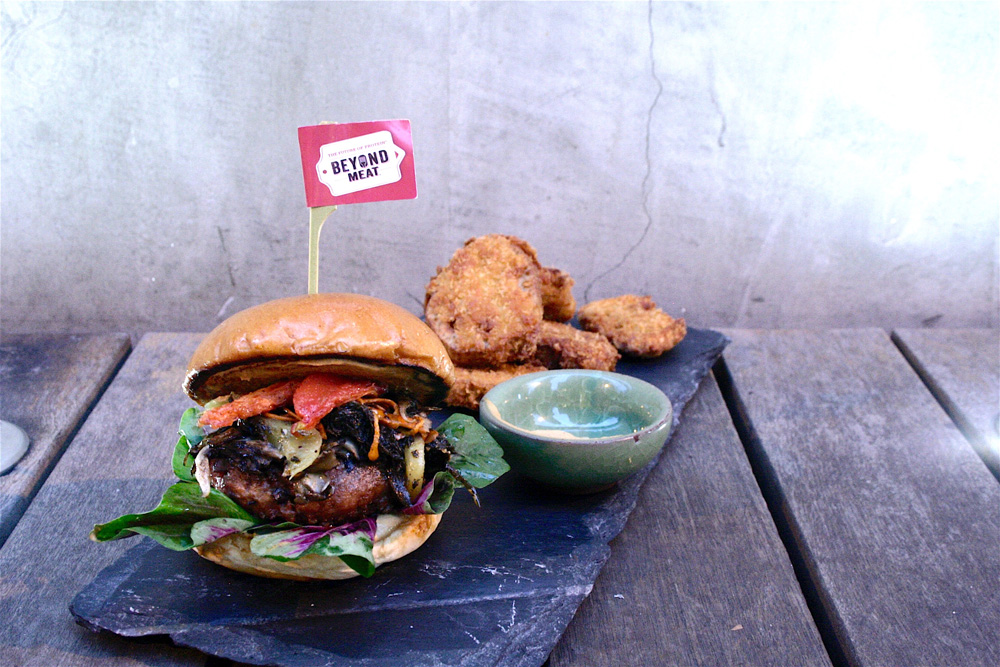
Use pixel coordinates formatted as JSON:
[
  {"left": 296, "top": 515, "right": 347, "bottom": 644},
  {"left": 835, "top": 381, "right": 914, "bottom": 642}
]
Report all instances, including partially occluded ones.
[
  {"left": 292, "top": 373, "right": 383, "bottom": 432},
  {"left": 198, "top": 380, "right": 302, "bottom": 429}
]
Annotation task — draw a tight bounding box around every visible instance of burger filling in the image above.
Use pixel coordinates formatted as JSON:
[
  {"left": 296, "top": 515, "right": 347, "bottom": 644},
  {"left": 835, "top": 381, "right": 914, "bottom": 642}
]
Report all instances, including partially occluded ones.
[
  {"left": 189, "top": 395, "right": 456, "bottom": 526},
  {"left": 186, "top": 373, "right": 474, "bottom": 526}
]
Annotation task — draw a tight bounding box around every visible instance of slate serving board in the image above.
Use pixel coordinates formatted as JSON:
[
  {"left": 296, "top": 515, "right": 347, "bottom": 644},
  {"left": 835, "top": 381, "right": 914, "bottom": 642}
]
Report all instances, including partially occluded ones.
[{"left": 71, "top": 328, "right": 728, "bottom": 667}]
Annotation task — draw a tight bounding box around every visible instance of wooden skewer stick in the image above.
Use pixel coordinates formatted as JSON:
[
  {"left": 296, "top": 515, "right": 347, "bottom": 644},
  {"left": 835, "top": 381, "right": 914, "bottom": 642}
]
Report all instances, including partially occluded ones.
[
  {"left": 308, "top": 204, "right": 336, "bottom": 294},
  {"left": 307, "top": 120, "right": 340, "bottom": 295}
]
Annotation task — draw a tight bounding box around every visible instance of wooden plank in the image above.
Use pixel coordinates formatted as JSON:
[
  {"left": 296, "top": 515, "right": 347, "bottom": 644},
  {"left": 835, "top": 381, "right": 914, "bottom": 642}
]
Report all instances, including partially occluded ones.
[
  {"left": 550, "top": 373, "right": 831, "bottom": 667},
  {"left": 0, "top": 333, "right": 131, "bottom": 547},
  {"left": 723, "top": 329, "right": 1000, "bottom": 667},
  {"left": 892, "top": 328, "right": 1000, "bottom": 477},
  {"left": 0, "top": 334, "right": 209, "bottom": 666}
]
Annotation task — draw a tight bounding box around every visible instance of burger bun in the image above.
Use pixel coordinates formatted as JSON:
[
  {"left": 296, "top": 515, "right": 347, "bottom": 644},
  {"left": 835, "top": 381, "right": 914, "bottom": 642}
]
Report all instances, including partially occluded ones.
[
  {"left": 184, "top": 293, "right": 455, "bottom": 405},
  {"left": 193, "top": 513, "right": 442, "bottom": 581}
]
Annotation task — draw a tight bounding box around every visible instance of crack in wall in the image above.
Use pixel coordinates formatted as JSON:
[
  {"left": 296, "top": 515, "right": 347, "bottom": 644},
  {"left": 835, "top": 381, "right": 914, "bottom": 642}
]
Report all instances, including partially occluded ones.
[
  {"left": 584, "top": 0, "right": 662, "bottom": 302},
  {"left": 216, "top": 226, "right": 237, "bottom": 288},
  {"left": 710, "top": 86, "right": 727, "bottom": 148},
  {"left": 2, "top": 4, "right": 67, "bottom": 65}
]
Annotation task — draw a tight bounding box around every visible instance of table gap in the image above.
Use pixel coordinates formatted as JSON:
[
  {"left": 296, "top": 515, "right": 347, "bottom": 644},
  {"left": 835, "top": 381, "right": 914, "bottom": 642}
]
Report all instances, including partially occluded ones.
[
  {"left": 889, "top": 331, "right": 1000, "bottom": 483},
  {"left": 712, "top": 357, "right": 851, "bottom": 667}
]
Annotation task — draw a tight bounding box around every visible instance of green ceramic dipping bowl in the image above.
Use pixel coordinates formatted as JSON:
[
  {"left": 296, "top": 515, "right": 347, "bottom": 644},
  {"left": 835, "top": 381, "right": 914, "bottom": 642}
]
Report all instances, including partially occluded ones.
[{"left": 479, "top": 370, "right": 672, "bottom": 493}]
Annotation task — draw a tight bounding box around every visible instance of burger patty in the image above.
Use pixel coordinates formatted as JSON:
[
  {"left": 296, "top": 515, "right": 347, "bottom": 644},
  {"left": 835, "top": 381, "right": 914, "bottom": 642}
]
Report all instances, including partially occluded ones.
[{"left": 209, "top": 461, "right": 397, "bottom": 526}]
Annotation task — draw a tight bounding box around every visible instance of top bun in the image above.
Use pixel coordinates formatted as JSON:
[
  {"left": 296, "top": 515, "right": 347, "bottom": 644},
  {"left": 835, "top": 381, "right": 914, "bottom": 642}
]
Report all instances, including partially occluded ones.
[{"left": 184, "top": 293, "right": 455, "bottom": 405}]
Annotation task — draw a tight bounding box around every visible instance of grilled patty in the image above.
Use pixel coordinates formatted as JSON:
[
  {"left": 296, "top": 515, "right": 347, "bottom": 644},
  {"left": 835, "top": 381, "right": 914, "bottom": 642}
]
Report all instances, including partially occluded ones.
[{"left": 209, "top": 460, "right": 397, "bottom": 525}]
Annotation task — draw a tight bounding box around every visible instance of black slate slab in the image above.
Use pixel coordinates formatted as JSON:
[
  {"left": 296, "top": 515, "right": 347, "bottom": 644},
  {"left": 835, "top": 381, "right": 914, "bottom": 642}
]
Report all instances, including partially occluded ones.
[{"left": 71, "top": 328, "right": 728, "bottom": 667}]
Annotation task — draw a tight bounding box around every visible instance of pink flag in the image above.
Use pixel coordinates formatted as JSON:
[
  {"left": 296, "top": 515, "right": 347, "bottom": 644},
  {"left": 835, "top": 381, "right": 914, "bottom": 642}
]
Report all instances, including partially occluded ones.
[{"left": 298, "top": 120, "right": 417, "bottom": 207}]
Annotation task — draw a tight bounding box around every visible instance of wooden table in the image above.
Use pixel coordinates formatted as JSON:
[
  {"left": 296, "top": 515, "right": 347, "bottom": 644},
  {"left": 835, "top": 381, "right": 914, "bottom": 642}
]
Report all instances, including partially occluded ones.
[
  {"left": 0, "top": 334, "right": 130, "bottom": 547},
  {"left": 1, "top": 329, "right": 997, "bottom": 666}
]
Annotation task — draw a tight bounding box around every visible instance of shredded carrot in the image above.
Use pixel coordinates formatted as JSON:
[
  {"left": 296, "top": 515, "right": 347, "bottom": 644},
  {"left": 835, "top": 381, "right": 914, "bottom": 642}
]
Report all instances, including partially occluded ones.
[
  {"left": 263, "top": 411, "right": 297, "bottom": 422},
  {"left": 358, "top": 397, "right": 439, "bottom": 452},
  {"left": 360, "top": 397, "right": 432, "bottom": 436},
  {"left": 359, "top": 397, "right": 399, "bottom": 412},
  {"left": 367, "top": 412, "right": 381, "bottom": 461}
]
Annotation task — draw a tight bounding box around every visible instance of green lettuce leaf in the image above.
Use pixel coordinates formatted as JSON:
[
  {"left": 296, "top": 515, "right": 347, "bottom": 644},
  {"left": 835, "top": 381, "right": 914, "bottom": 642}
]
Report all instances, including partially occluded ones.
[
  {"left": 178, "top": 407, "right": 204, "bottom": 447},
  {"left": 171, "top": 407, "right": 204, "bottom": 482},
  {"left": 402, "top": 414, "right": 509, "bottom": 515},
  {"left": 171, "top": 434, "right": 195, "bottom": 482},
  {"left": 90, "top": 481, "right": 254, "bottom": 550},
  {"left": 439, "top": 413, "right": 510, "bottom": 488}
]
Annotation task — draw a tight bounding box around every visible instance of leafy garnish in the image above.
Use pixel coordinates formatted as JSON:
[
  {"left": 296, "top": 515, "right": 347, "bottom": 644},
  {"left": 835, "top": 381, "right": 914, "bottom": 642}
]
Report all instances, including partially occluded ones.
[
  {"left": 402, "top": 414, "right": 509, "bottom": 515},
  {"left": 178, "top": 407, "right": 204, "bottom": 447},
  {"left": 191, "top": 517, "right": 256, "bottom": 547},
  {"left": 439, "top": 413, "right": 510, "bottom": 488},
  {"left": 171, "top": 407, "right": 204, "bottom": 482},
  {"left": 249, "top": 519, "right": 378, "bottom": 577},
  {"left": 90, "top": 481, "right": 254, "bottom": 550},
  {"left": 402, "top": 472, "right": 456, "bottom": 515}
]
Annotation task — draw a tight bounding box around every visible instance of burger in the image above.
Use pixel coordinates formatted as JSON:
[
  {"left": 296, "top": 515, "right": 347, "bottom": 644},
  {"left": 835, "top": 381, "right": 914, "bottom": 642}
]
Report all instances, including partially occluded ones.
[{"left": 91, "top": 293, "right": 509, "bottom": 580}]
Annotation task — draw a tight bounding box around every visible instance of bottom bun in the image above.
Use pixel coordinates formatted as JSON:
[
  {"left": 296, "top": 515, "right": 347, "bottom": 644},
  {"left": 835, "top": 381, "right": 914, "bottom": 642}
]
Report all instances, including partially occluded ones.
[{"left": 194, "top": 512, "right": 442, "bottom": 581}]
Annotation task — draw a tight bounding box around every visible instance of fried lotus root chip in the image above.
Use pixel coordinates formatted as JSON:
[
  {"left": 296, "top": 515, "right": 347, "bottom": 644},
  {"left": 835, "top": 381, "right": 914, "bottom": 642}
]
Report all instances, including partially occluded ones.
[
  {"left": 532, "top": 321, "right": 619, "bottom": 371},
  {"left": 445, "top": 363, "right": 547, "bottom": 412},
  {"left": 578, "top": 295, "right": 686, "bottom": 358},
  {"left": 424, "top": 235, "right": 544, "bottom": 366}
]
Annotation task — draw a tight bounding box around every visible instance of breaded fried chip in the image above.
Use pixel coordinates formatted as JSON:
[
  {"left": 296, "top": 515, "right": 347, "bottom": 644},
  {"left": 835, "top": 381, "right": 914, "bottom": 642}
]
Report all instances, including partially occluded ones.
[
  {"left": 578, "top": 295, "right": 686, "bottom": 358},
  {"left": 503, "top": 236, "right": 576, "bottom": 322},
  {"left": 538, "top": 267, "right": 576, "bottom": 322},
  {"left": 532, "top": 321, "right": 619, "bottom": 371},
  {"left": 424, "top": 235, "right": 544, "bottom": 366},
  {"left": 446, "top": 363, "right": 547, "bottom": 412}
]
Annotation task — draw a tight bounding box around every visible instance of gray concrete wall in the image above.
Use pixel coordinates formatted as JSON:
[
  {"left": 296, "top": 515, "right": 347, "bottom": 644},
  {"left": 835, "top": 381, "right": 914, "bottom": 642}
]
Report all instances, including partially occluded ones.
[{"left": 2, "top": 1, "right": 997, "bottom": 337}]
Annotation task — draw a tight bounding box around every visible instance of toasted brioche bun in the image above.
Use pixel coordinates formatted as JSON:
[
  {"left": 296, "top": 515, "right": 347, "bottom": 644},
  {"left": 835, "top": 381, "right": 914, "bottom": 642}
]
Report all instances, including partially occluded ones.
[
  {"left": 184, "top": 293, "right": 455, "bottom": 404},
  {"left": 194, "top": 513, "right": 441, "bottom": 581}
]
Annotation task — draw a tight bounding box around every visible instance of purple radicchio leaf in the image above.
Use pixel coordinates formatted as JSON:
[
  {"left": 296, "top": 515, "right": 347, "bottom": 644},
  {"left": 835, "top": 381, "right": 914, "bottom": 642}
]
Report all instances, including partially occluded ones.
[
  {"left": 248, "top": 517, "right": 379, "bottom": 576},
  {"left": 402, "top": 477, "right": 437, "bottom": 515},
  {"left": 190, "top": 517, "right": 254, "bottom": 547},
  {"left": 334, "top": 517, "right": 377, "bottom": 539},
  {"left": 249, "top": 526, "right": 331, "bottom": 560},
  {"left": 402, "top": 471, "right": 457, "bottom": 515}
]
